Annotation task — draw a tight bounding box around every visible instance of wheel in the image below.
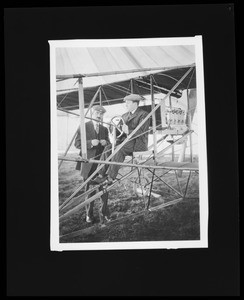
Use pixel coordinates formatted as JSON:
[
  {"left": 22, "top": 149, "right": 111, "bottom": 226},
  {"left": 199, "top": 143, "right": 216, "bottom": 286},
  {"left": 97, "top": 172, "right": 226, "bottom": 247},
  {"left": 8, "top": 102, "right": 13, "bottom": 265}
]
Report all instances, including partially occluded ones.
[{"left": 110, "top": 115, "right": 125, "bottom": 138}]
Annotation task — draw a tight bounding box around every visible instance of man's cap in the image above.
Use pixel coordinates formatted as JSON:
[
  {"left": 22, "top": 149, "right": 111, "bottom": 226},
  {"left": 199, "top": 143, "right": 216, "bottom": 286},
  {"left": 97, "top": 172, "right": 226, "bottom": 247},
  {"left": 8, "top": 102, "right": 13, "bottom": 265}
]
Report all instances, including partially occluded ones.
[
  {"left": 92, "top": 105, "right": 106, "bottom": 113},
  {"left": 124, "top": 94, "right": 144, "bottom": 102}
]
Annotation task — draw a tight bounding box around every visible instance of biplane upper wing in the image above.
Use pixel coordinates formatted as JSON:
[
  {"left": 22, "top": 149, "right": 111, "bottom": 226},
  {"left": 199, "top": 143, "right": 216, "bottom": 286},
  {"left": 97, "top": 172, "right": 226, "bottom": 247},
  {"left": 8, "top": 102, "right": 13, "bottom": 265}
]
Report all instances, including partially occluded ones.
[{"left": 57, "top": 65, "right": 196, "bottom": 110}]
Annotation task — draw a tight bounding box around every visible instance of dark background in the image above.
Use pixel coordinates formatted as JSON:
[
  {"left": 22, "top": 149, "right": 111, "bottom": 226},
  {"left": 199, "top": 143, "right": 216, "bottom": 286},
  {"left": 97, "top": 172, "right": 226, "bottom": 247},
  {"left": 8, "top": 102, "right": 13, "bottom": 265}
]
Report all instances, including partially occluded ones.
[{"left": 5, "top": 3, "right": 239, "bottom": 296}]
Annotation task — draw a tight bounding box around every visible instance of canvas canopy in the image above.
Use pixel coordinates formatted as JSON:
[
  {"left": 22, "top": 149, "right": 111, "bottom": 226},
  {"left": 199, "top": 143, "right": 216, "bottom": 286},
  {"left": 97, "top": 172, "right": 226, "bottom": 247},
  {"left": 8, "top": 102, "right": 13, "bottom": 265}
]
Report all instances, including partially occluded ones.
[{"left": 56, "top": 46, "right": 196, "bottom": 110}]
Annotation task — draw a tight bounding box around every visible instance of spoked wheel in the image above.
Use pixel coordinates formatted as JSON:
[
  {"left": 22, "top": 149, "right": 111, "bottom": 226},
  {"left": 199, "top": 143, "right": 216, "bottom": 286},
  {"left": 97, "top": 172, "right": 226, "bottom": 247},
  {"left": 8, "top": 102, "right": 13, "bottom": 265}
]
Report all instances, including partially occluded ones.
[{"left": 110, "top": 115, "right": 125, "bottom": 138}]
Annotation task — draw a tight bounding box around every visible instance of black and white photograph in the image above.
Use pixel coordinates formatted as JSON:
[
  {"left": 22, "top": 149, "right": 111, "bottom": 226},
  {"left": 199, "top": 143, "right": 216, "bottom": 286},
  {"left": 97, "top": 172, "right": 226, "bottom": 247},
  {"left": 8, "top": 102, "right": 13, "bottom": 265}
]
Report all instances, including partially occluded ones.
[
  {"left": 6, "top": 4, "right": 239, "bottom": 296},
  {"left": 50, "top": 37, "right": 208, "bottom": 250}
]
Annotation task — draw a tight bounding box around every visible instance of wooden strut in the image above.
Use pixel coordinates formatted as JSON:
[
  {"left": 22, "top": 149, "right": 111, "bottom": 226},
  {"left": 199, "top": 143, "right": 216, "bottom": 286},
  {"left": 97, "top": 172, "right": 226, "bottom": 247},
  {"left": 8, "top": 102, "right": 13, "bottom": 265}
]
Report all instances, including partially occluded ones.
[
  {"left": 78, "top": 78, "right": 87, "bottom": 159},
  {"left": 186, "top": 88, "right": 193, "bottom": 162},
  {"left": 60, "top": 171, "right": 199, "bottom": 239},
  {"left": 59, "top": 135, "right": 163, "bottom": 212},
  {"left": 146, "top": 167, "right": 156, "bottom": 209},
  {"left": 145, "top": 167, "right": 184, "bottom": 198},
  {"left": 148, "top": 197, "right": 183, "bottom": 212},
  {"left": 59, "top": 171, "right": 198, "bottom": 239},
  {"left": 169, "top": 95, "right": 174, "bottom": 161},
  {"left": 59, "top": 133, "right": 197, "bottom": 219},
  {"left": 150, "top": 75, "right": 158, "bottom": 159},
  {"left": 136, "top": 168, "right": 147, "bottom": 209},
  {"left": 59, "top": 167, "right": 136, "bottom": 221},
  {"left": 59, "top": 147, "right": 140, "bottom": 212},
  {"left": 130, "top": 78, "right": 134, "bottom": 93},
  {"left": 59, "top": 67, "right": 194, "bottom": 219},
  {"left": 144, "top": 162, "right": 196, "bottom": 202},
  {"left": 61, "top": 162, "right": 138, "bottom": 213},
  {"left": 174, "top": 169, "right": 183, "bottom": 195},
  {"left": 59, "top": 154, "right": 198, "bottom": 171},
  {"left": 59, "top": 131, "right": 192, "bottom": 216},
  {"left": 61, "top": 165, "right": 185, "bottom": 215},
  {"left": 58, "top": 130, "right": 192, "bottom": 212},
  {"left": 183, "top": 171, "right": 192, "bottom": 199}
]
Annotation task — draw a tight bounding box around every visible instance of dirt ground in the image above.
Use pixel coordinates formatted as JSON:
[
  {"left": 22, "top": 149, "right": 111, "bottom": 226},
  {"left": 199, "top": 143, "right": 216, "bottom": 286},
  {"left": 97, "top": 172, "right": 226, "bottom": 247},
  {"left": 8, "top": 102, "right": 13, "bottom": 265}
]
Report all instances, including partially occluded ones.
[{"left": 58, "top": 154, "right": 200, "bottom": 243}]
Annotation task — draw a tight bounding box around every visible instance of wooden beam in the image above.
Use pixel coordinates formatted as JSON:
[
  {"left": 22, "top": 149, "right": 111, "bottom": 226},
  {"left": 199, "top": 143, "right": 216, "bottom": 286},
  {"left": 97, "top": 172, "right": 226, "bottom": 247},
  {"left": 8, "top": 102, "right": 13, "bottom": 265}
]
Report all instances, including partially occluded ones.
[
  {"left": 99, "top": 87, "right": 102, "bottom": 106},
  {"left": 148, "top": 198, "right": 183, "bottom": 212},
  {"left": 59, "top": 131, "right": 196, "bottom": 214},
  {"left": 59, "top": 157, "right": 136, "bottom": 212},
  {"left": 150, "top": 75, "right": 158, "bottom": 159},
  {"left": 187, "top": 88, "right": 193, "bottom": 162},
  {"left": 60, "top": 130, "right": 192, "bottom": 213},
  {"left": 160, "top": 98, "right": 166, "bottom": 127},
  {"left": 183, "top": 171, "right": 192, "bottom": 199},
  {"left": 59, "top": 167, "right": 136, "bottom": 220},
  {"left": 78, "top": 78, "right": 87, "bottom": 159},
  {"left": 172, "top": 136, "right": 175, "bottom": 161},
  {"left": 58, "top": 155, "right": 199, "bottom": 171},
  {"left": 130, "top": 79, "right": 134, "bottom": 93},
  {"left": 168, "top": 95, "right": 175, "bottom": 161}
]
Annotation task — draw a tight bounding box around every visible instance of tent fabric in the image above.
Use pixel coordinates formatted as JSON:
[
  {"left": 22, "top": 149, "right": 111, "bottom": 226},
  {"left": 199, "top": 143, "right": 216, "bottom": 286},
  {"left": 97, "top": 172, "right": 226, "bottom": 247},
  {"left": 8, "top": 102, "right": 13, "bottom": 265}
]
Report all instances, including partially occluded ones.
[{"left": 56, "top": 46, "right": 196, "bottom": 110}]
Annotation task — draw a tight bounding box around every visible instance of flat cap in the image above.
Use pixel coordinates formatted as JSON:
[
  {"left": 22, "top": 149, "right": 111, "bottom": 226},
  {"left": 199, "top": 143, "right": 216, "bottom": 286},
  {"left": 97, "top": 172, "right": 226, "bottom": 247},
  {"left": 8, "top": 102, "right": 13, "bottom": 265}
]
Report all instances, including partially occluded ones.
[
  {"left": 92, "top": 105, "right": 106, "bottom": 113},
  {"left": 124, "top": 94, "right": 144, "bottom": 102}
]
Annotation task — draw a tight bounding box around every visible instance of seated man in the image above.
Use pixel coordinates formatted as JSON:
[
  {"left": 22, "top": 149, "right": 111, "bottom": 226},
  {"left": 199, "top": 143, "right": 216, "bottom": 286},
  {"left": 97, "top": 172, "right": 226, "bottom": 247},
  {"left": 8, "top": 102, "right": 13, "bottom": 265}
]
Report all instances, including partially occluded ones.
[
  {"left": 93, "top": 94, "right": 150, "bottom": 185},
  {"left": 74, "top": 105, "right": 111, "bottom": 223}
]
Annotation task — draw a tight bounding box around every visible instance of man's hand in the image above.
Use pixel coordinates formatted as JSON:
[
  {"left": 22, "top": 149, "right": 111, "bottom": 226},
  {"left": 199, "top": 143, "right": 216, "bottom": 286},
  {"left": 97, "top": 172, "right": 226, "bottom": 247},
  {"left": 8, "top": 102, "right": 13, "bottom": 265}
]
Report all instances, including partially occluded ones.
[
  {"left": 100, "top": 140, "right": 107, "bottom": 146},
  {"left": 91, "top": 139, "right": 100, "bottom": 146},
  {"left": 122, "top": 124, "right": 129, "bottom": 134}
]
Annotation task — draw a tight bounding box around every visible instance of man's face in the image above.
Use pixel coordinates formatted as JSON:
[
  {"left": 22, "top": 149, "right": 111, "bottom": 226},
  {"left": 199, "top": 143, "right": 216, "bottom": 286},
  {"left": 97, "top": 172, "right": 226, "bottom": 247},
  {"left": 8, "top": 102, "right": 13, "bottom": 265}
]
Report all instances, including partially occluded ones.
[
  {"left": 125, "top": 100, "right": 137, "bottom": 112},
  {"left": 92, "top": 110, "right": 104, "bottom": 122}
]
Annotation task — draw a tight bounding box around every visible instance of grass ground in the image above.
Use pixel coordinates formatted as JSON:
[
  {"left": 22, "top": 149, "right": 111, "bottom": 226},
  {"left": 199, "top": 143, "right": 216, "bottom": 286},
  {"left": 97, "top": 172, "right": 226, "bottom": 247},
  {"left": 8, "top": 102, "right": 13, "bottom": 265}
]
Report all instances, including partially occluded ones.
[{"left": 58, "top": 154, "right": 200, "bottom": 243}]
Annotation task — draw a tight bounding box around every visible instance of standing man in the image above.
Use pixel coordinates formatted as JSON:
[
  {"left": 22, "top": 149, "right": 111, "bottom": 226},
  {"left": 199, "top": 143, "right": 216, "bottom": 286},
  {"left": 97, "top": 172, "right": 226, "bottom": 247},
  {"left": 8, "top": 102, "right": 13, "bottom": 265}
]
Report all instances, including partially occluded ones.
[
  {"left": 93, "top": 94, "right": 150, "bottom": 184},
  {"left": 74, "top": 105, "right": 111, "bottom": 223}
]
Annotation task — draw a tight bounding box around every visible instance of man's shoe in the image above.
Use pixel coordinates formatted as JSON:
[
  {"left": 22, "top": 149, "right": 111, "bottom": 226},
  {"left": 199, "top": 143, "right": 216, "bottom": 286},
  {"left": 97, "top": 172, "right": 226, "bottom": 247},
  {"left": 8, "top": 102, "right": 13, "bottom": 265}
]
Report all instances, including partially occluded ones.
[
  {"left": 90, "top": 176, "right": 107, "bottom": 185},
  {"left": 86, "top": 216, "right": 93, "bottom": 223},
  {"left": 99, "top": 215, "right": 111, "bottom": 225}
]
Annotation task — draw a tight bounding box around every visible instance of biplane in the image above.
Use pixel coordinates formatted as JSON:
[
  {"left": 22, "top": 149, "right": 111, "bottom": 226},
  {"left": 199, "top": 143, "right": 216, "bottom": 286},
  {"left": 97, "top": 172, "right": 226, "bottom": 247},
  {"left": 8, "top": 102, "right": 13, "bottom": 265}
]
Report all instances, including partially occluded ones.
[{"left": 56, "top": 46, "right": 199, "bottom": 239}]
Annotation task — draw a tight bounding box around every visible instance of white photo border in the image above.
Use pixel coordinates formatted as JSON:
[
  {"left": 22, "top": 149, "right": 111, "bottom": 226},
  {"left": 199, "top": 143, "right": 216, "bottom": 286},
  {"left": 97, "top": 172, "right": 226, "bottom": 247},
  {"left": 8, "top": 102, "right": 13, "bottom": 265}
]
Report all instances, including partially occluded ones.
[{"left": 49, "top": 36, "right": 208, "bottom": 251}]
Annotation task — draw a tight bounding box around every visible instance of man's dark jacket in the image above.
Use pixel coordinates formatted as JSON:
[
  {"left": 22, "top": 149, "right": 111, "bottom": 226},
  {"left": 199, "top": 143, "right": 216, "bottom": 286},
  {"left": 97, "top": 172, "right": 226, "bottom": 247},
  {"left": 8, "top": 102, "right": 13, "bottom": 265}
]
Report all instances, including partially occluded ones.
[{"left": 74, "top": 121, "right": 110, "bottom": 179}]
